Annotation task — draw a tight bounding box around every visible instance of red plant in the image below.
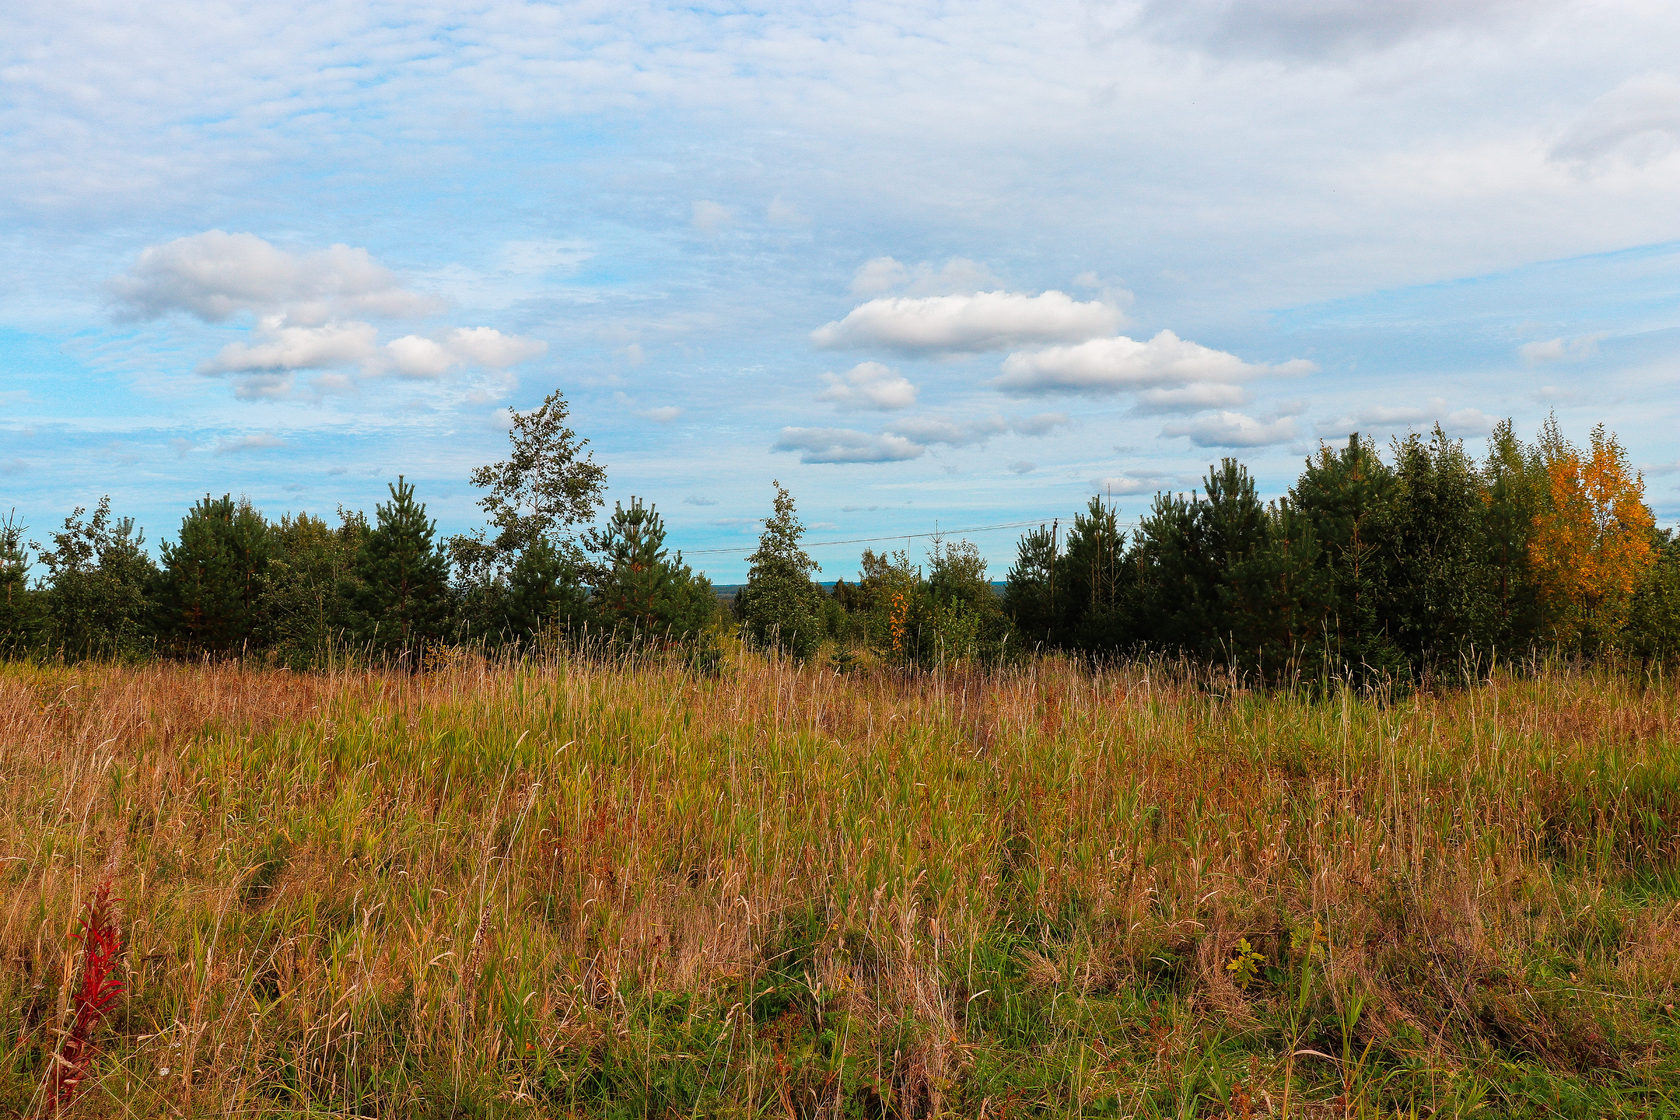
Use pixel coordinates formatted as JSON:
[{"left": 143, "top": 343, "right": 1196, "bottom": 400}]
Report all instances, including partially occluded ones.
[{"left": 48, "top": 877, "right": 123, "bottom": 1112}]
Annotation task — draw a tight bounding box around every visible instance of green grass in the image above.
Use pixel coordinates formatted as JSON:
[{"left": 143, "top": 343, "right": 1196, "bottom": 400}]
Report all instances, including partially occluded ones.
[{"left": 2, "top": 650, "right": 1678, "bottom": 1116}]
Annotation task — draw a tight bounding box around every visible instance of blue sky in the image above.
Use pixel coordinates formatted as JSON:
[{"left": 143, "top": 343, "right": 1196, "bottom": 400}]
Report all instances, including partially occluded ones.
[{"left": 4, "top": 0, "right": 1680, "bottom": 581}]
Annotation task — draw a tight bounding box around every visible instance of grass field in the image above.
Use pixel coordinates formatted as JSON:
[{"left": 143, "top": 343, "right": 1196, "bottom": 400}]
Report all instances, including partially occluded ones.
[{"left": 3, "top": 651, "right": 1679, "bottom": 1118}]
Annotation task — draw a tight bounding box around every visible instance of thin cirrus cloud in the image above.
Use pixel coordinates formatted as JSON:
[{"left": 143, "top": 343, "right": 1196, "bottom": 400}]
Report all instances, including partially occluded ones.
[
  {"left": 114, "top": 230, "right": 546, "bottom": 398},
  {"left": 811, "top": 290, "right": 1122, "bottom": 353},
  {"left": 817, "top": 361, "right": 918, "bottom": 410},
  {"left": 994, "top": 330, "right": 1315, "bottom": 395}
]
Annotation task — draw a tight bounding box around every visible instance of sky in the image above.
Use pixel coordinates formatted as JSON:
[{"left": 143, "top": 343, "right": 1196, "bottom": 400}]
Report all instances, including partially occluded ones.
[{"left": 4, "top": 0, "right": 1680, "bottom": 582}]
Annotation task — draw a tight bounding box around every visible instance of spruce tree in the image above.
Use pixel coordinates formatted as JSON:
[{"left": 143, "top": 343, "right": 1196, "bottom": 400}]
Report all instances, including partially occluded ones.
[
  {"left": 157, "top": 494, "right": 272, "bottom": 655},
  {"left": 0, "top": 511, "right": 40, "bottom": 653},
  {"left": 738, "top": 482, "right": 825, "bottom": 660},
  {"left": 353, "top": 477, "right": 451, "bottom": 658}
]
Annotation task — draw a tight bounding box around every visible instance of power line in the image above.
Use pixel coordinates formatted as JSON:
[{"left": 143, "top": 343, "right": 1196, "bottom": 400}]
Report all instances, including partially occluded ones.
[{"left": 681, "top": 518, "right": 1056, "bottom": 557}]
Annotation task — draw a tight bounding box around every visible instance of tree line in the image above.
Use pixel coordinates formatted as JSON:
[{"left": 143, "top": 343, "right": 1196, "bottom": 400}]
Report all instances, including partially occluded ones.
[{"left": 2, "top": 394, "right": 1677, "bottom": 680}]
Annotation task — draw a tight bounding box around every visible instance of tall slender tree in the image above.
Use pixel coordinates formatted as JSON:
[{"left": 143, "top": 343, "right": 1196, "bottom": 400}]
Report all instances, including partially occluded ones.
[
  {"left": 353, "top": 477, "right": 451, "bottom": 658},
  {"left": 738, "top": 482, "right": 824, "bottom": 659}
]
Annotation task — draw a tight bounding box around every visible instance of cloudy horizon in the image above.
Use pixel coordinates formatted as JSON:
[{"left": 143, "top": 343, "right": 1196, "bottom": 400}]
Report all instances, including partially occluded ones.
[{"left": 4, "top": 1, "right": 1680, "bottom": 580}]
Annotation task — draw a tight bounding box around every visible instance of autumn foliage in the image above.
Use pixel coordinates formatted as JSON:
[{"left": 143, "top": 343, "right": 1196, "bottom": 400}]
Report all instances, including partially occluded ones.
[{"left": 1530, "top": 421, "right": 1655, "bottom": 648}]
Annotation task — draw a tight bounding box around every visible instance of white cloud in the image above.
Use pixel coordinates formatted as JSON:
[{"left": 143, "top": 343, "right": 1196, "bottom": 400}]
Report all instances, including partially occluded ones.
[
  {"left": 889, "top": 415, "right": 1009, "bottom": 447},
  {"left": 1552, "top": 74, "right": 1680, "bottom": 170},
  {"left": 1094, "top": 473, "right": 1169, "bottom": 496},
  {"left": 995, "top": 330, "right": 1314, "bottom": 394},
  {"left": 813, "top": 290, "right": 1122, "bottom": 353},
  {"left": 776, "top": 410, "right": 1070, "bottom": 465},
  {"left": 637, "top": 405, "right": 682, "bottom": 423},
  {"left": 1009, "top": 460, "right": 1036, "bottom": 474},
  {"left": 201, "top": 318, "right": 378, "bottom": 374},
  {"left": 817, "top": 361, "right": 918, "bottom": 410},
  {"left": 442, "top": 326, "right": 547, "bottom": 368},
  {"left": 1164, "top": 411, "right": 1300, "bottom": 448},
  {"left": 112, "top": 230, "right": 439, "bottom": 324},
  {"left": 1134, "top": 382, "right": 1250, "bottom": 412},
  {"left": 1321, "top": 397, "right": 1498, "bottom": 438},
  {"left": 1518, "top": 333, "right": 1603, "bottom": 364},
  {"left": 692, "top": 200, "right": 732, "bottom": 233},
  {"left": 850, "top": 257, "right": 912, "bottom": 296},
  {"left": 774, "top": 427, "right": 924, "bottom": 464},
  {"left": 119, "top": 233, "right": 545, "bottom": 397}
]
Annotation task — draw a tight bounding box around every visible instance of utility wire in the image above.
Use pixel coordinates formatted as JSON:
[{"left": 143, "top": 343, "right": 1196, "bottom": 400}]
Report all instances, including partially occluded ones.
[{"left": 681, "top": 518, "right": 1056, "bottom": 557}]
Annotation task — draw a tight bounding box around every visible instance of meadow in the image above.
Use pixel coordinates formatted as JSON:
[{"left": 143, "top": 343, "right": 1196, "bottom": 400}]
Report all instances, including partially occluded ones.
[{"left": 3, "top": 651, "right": 1679, "bottom": 1118}]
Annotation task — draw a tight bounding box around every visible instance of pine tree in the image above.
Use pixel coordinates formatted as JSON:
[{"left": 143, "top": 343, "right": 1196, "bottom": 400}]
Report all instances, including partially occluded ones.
[
  {"left": 0, "top": 511, "right": 41, "bottom": 653},
  {"left": 587, "top": 498, "right": 716, "bottom": 646},
  {"left": 1003, "top": 523, "right": 1059, "bottom": 648},
  {"left": 1291, "top": 434, "right": 1407, "bottom": 681},
  {"left": 738, "top": 482, "right": 824, "bottom": 660},
  {"left": 1056, "top": 496, "right": 1131, "bottom": 652},
  {"left": 353, "top": 477, "right": 451, "bottom": 659},
  {"left": 156, "top": 494, "right": 272, "bottom": 654}
]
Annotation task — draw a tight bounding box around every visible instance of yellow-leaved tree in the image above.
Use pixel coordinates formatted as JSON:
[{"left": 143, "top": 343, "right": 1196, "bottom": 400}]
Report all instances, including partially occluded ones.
[{"left": 1530, "top": 419, "right": 1655, "bottom": 650}]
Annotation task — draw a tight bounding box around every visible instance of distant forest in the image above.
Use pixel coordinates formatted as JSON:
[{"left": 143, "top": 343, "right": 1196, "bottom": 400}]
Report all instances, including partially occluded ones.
[{"left": 3, "top": 390, "right": 1677, "bottom": 682}]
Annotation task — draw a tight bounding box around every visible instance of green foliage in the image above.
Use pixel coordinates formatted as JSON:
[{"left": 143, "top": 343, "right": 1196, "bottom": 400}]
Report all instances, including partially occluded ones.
[
  {"left": 0, "top": 511, "right": 41, "bottom": 653},
  {"left": 155, "top": 494, "right": 273, "bottom": 655},
  {"left": 586, "top": 498, "right": 716, "bottom": 648},
  {"left": 737, "top": 481, "right": 824, "bottom": 660},
  {"left": 259, "top": 510, "right": 368, "bottom": 667},
  {"left": 353, "top": 477, "right": 452, "bottom": 659},
  {"left": 39, "top": 496, "right": 157, "bottom": 660},
  {"left": 1002, "top": 522, "right": 1058, "bottom": 648},
  {"left": 449, "top": 388, "right": 606, "bottom": 582},
  {"left": 1625, "top": 529, "right": 1680, "bottom": 665}
]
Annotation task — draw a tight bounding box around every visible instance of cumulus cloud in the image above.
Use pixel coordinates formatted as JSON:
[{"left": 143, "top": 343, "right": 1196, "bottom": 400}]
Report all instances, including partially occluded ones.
[
  {"left": 1164, "top": 411, "right": 1300, "bottom": 448},
  {"left": 201, "top": 318, "right": 379, "bottom": 374},
  {"left": 381, "top": 328, "right": 545, "bottom": 378},
  {"left": 995, "top": 330, "right": 1314, "bottom": 394},
  {"left": 813, "top": 290, "right": 1121, "bottom": 353},
  {"left": 118, "top": 232, "right": 545, "bottom": 399},
  {"left": 1011, "top": 412, "right": 1070, "bottom": 436},
  {"left": 817, "top": 361, "right": 918, "bottom": 410},
  {"left": 774, "top": 427, "right": 924, "bottom": 464},
  {"left": 1518, "top": 333, "right": 1603, "bottom": 364},
  {"left": 112, "top": 230, "right": 439, "bottom": 323}
]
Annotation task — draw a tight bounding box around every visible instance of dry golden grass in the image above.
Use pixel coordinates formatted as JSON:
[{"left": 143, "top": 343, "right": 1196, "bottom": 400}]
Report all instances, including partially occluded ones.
[{"left": 2, "top": 652, "right": 1678, "bottom": 1117}]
